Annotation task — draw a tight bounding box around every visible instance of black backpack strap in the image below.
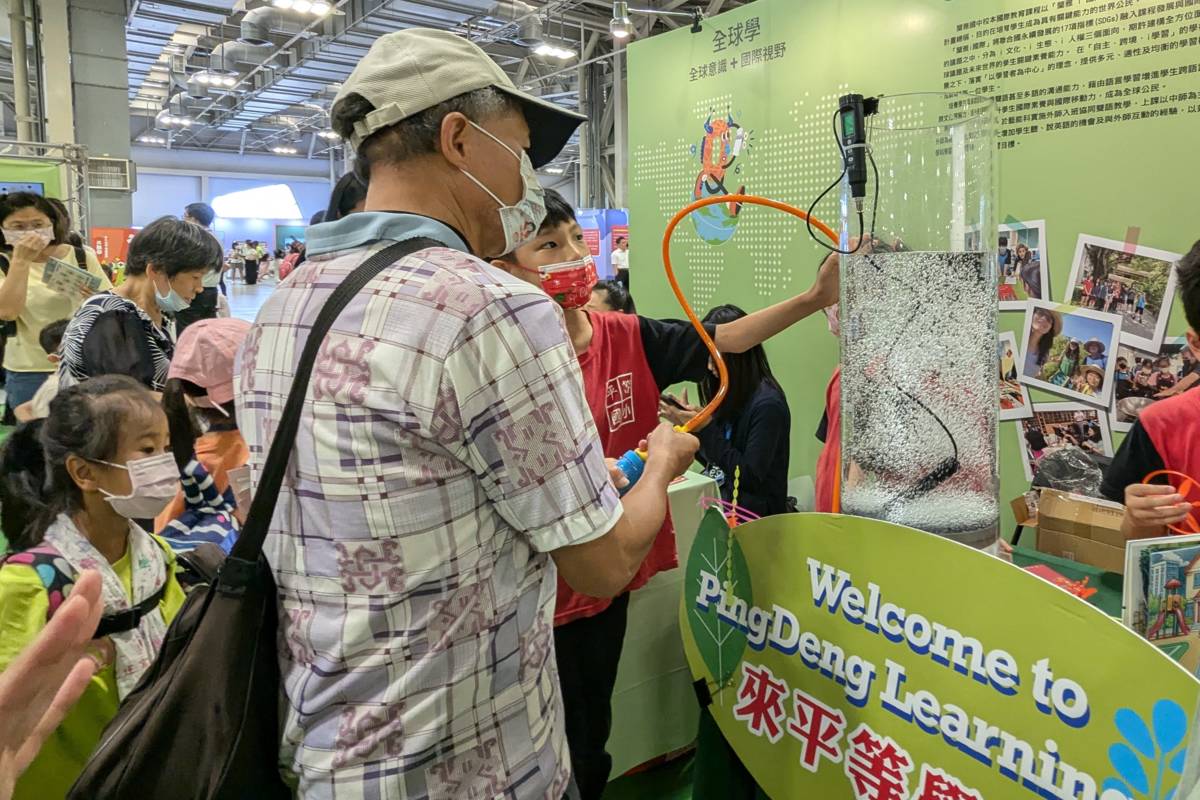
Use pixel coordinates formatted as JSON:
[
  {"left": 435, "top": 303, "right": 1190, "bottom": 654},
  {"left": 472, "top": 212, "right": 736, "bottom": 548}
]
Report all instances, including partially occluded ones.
[
  {"left": 220, "top": 236, "right": 441, "bottom": 592},
  {"left": 93, "top": 581, "right": 169, "bottom": 638}
]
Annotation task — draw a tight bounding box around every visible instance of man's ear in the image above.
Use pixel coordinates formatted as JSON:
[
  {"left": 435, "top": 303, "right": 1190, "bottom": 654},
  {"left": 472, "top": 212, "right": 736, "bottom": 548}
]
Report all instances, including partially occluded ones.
[{"left": 439, "top": 111, "right": 473, "bottom": 171}]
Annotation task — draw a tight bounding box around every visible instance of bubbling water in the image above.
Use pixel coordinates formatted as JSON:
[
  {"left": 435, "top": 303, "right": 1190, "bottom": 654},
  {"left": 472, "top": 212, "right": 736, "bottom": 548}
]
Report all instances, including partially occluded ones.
[{"left": 839, "top": 250, "right": 999, "bottom": 549}]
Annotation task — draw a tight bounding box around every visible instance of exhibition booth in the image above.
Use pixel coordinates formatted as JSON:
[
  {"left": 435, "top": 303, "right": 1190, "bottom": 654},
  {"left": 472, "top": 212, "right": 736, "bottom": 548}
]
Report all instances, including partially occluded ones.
[
  {"left": 0, "top": 0, "right": 1197, "bottom": 797},
  {"left": 604, "top": 0, "right": 1200, "bottom": 798}
]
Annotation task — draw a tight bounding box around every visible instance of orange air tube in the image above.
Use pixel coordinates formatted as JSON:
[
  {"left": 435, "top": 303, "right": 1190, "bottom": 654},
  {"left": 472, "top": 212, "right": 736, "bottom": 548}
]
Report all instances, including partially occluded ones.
[{"left": 660, "top": 193, "right": 839, "bottom": 433}]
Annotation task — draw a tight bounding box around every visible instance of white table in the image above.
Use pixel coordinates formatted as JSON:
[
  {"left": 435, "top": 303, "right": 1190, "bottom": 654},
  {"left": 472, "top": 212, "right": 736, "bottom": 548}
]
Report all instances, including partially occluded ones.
[{"left": 607, "top": 470, "right": 718, "bottom": 775}]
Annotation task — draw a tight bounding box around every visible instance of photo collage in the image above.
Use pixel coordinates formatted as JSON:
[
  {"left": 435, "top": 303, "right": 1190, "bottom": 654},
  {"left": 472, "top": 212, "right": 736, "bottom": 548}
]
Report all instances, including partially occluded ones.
[{"left": 996, "top": 223, "right": 1186, "bottom": 479}]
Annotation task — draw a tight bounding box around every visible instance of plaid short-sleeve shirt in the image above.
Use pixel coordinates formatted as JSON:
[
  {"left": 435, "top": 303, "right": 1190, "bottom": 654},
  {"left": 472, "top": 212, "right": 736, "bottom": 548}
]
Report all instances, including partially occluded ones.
[{"left": 235, "top": 213, "right": 622, "bottom": 799}]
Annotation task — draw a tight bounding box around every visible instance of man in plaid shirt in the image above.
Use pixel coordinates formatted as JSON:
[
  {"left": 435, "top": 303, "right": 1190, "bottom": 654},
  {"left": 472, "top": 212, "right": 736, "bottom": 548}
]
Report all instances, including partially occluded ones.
[{"left": 235, "top": 29, "right": 699, "bottom": 800}]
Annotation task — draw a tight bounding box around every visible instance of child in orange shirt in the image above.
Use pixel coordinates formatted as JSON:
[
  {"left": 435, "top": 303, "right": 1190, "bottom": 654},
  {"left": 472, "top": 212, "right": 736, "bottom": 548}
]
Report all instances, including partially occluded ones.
[{"left": 155, "top": 318, "right": 252, "bottom": 549}]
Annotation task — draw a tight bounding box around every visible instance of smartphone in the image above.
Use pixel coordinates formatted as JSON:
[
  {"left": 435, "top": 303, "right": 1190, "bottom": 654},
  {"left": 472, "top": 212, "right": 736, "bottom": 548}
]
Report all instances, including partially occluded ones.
[{"left": 660, "top": 393, "right": 686, "bottom": 410}]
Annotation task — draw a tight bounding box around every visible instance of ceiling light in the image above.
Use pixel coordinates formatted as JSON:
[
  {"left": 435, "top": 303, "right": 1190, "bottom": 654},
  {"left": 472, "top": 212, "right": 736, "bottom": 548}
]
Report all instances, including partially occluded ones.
[
  {"left": 292, "top": 0, "right": 312, "bottom": 12},
  {"left": 272, "top": 0, "right": 294, "bottom": 7},
  {"left": 271, "top": 145, "right": 298, "bottom": 154},
  {"left": 311, "top": 1, "right": 330, "bottom": 14},
  {"left": 317, "top": 129, "right": 339, "bottom": 140},
  {"left": 544, "top": 166, "right": 565, "bottom": 175},
  {"left": 195, "top": 73, "right": 210, "bottom": 84},
  {"left": 222, "top": 76, "right": 237, "bottom": 87},
  {"left": 609, "top": 1, "right": 633, "bottom": 39},
  {"left": 533, "top": 43, "right": 575, "bottom": 59}
]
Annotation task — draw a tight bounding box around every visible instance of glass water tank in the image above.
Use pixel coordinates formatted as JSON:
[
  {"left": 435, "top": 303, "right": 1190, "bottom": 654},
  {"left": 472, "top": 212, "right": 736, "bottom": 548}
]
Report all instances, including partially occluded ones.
[{"left": 838, "top": 92, "right": 999, "bottom": 550}]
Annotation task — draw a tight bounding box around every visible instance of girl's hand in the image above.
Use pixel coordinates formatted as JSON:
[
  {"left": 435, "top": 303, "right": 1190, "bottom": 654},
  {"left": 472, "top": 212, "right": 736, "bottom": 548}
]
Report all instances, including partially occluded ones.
[
  {"left": 659, "top": 388, "right": 705, "bottom": 430},
  {"left": 809, "top": 252, "right": 840, "bottom": 309},
  {"left": 10, "top": 231, "right": 54, "bottom": 265}
]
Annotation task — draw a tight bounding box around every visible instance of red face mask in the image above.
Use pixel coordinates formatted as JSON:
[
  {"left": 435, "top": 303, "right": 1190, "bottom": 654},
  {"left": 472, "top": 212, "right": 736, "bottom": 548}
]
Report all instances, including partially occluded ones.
[{"left": 535, "top": 257, "right": 598, "bottom": 310}]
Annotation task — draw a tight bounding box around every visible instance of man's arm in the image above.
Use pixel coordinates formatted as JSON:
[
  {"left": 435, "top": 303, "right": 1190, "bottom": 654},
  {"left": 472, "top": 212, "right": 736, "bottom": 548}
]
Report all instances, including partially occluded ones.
[
  {"left": 713, "top": 252, "right": 839, "bottom": 354},
  {"left": 552, "top": 423, "right": 698, "bottom": 598},
  {"left": 444, "top": 287, "right": 697, "bottom": 600}
]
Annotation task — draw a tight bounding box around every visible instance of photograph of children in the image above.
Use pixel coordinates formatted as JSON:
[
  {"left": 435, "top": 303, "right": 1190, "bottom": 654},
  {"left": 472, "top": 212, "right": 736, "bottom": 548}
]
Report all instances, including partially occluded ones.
[
  {"left": 998, "top": 331, "right": 1033, "bottom": 420},
  {"left": 998, "top": 220, "right": 1049, "bottom": 311},
  {"left": 1064, "top": 234, "right": 1181, "bottom": 352},
  {"left": 1019, "top": 301, "right": 1122, "bottom": 408},
  {"left": 1016, "top": 402, "right": 1114, "bottom": 481},
  {"left": 1110, "top": 338, "right": 1200, "bottom": 433}
]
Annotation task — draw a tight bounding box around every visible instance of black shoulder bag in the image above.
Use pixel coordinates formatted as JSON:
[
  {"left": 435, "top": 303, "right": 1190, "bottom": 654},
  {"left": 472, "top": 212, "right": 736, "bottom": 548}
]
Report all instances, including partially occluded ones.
[{"left": 70, "top": 238, "right": 440, "bottom": 799}]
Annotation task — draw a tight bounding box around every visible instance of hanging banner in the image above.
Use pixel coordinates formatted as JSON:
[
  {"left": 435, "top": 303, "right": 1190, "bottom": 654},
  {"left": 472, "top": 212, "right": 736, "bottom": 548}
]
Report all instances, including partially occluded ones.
[
  {"left": 582, "top": 227, "right": 601, "bottom": 257},
  {"left": 90, "top": 227, "right": 137, "bottom": 263},
  {"left": 681, "top": 509, "right": 1200, "bottom": 800}
]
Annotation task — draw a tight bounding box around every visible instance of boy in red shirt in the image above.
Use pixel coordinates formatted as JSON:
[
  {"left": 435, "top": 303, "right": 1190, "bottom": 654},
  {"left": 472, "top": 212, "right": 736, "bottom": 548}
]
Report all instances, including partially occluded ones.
[
  {"left": 492, "top": 189, "right": 837, "bottom": 798},
  {"left": 1102, "top": 240, "right": 1200, "bottom": 537}
]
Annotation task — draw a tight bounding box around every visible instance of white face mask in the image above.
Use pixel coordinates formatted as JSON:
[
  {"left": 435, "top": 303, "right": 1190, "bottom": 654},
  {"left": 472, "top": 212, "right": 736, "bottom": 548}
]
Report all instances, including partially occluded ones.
[
  {"left": 95, "top": 452, "right": 179, "bottom": 519},
  {"left": 459, "top": 121, "right": 547, "bottom": 257},
  {"left": 4, "top": 226, "right": 53, "bottom": 250}
]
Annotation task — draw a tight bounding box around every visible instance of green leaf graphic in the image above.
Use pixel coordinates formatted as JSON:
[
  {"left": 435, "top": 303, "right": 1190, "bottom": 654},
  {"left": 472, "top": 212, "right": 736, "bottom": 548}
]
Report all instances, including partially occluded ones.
[{"left": 685, "top": 507, "right": 753, "bottom": 688}]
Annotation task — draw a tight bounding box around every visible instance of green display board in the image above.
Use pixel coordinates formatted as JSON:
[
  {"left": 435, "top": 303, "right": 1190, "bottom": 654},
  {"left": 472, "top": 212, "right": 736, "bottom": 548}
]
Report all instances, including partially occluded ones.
[
  {"left": 0, "top": 158, "right": 63, "bottom": 197},
  {"left": 681, "top": 509, "right": 1200, "bottom": 799},
  {"left": 627, "top": 0, "right": 1200, "bottom": 535}
]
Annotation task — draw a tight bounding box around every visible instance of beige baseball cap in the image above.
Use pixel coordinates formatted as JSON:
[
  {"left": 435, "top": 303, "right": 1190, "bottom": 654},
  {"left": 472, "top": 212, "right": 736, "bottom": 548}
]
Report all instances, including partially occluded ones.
[{"left": 336, "top": 27, "right": 585, "bottom": 169}]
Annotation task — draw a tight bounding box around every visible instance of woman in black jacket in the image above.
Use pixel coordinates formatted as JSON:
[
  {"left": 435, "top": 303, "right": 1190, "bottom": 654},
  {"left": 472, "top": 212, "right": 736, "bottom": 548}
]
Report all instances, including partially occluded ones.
[{"left": 660, "top": 304, "right": 791, "bottom": 518}]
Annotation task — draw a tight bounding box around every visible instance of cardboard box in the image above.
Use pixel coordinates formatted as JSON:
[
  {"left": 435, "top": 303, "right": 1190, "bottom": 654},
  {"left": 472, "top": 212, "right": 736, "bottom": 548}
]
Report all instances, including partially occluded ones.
[
  {"left": 1035, "top": 490, "right": 1128, "bottom": 573},
  {"left": 1035, "top": 529, "right": 1126, "bottom": 573}
]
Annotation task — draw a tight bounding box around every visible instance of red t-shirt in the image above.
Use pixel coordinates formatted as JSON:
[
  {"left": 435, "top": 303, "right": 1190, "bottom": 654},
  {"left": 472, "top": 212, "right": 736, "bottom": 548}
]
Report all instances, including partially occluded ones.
[
  {"left": 814, "top": 367, "right": 841, "bottom": 514},
  {"left": 554, "top": 311, "right": 711, "bottom": 625},
  {"left": 1103, "top": 387, "right": 1200, "bottom": 502}
]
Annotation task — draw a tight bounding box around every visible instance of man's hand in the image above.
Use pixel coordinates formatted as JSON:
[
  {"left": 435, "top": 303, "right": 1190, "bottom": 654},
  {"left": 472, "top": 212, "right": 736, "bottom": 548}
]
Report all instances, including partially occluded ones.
[
  {"left": 644, "top": 422, "right": 700, "bottom": 481},
  {"left": 605, "top": 457, "right": 630, "bottom": 491},
  {"left": 1124, "top": 483, "right": 1194, "bottom": 532},
  {"left": 0, "top": 570, "right": 104, "bottom": 800},
  {"left": 809, "top": 251, "right": 840, "bottom": 310}
]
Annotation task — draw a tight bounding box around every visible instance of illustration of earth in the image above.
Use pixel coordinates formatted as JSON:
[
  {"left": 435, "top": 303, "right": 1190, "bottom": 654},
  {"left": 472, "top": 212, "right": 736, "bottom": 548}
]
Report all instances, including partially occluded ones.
[{"left": 690, "top": 187, "right": 741, "bottom": 244}]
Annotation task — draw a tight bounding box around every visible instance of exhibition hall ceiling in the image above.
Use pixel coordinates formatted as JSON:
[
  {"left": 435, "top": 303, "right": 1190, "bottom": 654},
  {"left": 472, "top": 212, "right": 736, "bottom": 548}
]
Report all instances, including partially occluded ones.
[{"left": 125, "top": 0, "right": 756, "bottom": 162}]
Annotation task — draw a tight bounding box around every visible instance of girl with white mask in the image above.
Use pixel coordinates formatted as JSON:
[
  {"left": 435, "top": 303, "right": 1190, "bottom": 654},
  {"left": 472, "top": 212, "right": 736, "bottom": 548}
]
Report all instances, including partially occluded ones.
[
  {"left": 0, "top": 193, "right": 112, "bottom": 415},
  {"left": 0, "top": 375, "right": 187, "bottom": 800}
]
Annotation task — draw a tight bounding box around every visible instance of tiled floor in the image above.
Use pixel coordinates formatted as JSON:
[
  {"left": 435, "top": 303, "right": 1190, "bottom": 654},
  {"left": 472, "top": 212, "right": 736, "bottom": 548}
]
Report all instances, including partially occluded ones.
[{"left": 226, "top": 276, "right": 279, "bottom": 322}]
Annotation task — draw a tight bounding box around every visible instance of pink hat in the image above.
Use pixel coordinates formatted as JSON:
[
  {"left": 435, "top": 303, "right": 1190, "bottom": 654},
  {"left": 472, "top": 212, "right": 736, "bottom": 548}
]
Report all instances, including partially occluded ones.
[{"left": 168, "top": 318, "right": 252, "bottom": 409}]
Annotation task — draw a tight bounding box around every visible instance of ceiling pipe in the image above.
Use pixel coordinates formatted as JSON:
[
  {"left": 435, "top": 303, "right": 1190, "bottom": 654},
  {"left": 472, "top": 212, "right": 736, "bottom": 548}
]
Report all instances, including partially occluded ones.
[
  {"left": 239, "top": 5, "right": 289, "bottom": 47},
  {"left": 208, "top": 40, "right": 268, "bottom": 70},
  {"left": 488, "top": 0, "right": 543, "bottom": 48}
]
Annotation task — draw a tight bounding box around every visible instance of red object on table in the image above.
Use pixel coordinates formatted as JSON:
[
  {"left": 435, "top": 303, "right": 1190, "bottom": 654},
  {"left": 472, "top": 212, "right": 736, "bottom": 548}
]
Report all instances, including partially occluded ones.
[
  {"left": 1023, "top": 563, "right": 1099, "bottom": 600},
  {"left": 1143, "top": 469, "right": 1200, "bottom": 535}
]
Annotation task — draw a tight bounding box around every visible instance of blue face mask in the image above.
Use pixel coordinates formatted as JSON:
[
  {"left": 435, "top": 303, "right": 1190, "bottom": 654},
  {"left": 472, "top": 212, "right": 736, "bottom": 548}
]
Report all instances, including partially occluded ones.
[{"left": 153, "top": 274, "right": 191, "bottom": 313}]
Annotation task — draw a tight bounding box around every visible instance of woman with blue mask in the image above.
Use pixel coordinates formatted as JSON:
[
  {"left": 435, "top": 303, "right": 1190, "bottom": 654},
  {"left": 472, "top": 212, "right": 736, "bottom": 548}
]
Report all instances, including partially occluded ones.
[{"left": 58, "top": 216, "right": 220, "bottom": 392}]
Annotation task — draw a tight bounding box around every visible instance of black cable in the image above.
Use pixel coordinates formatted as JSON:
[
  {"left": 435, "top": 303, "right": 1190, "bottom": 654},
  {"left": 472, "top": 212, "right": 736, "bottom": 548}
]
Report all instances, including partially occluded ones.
[
  {"left": 807, "top": 110, "right": 865, "bottom": 255},
  {"left": 802, "top": 98, "right": 960, "bottom": 510}
]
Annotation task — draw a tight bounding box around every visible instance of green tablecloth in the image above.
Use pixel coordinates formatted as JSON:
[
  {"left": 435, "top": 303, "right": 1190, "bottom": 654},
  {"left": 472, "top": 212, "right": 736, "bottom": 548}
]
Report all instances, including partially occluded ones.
[{"left": 1011, "top": 544, "right": 1124, "bottom": 617}]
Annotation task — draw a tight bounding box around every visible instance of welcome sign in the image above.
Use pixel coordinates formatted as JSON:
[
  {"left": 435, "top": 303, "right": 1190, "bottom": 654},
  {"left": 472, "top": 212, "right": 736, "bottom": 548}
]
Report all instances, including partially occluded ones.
[{"left": 681, "top": 510, "right": 1200, "bottom": 800}]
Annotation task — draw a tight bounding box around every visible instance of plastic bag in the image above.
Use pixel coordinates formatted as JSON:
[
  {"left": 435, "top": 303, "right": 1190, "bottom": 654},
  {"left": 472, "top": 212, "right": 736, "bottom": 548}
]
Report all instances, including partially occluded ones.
[{"left": 1031, "top": 445, "right": 1104, "bottom": 498}]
